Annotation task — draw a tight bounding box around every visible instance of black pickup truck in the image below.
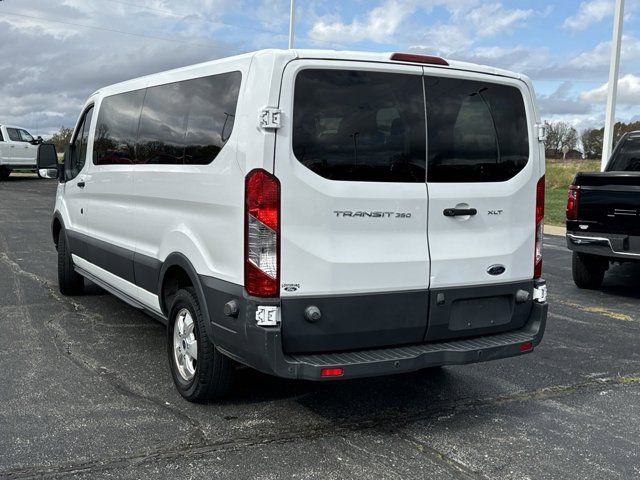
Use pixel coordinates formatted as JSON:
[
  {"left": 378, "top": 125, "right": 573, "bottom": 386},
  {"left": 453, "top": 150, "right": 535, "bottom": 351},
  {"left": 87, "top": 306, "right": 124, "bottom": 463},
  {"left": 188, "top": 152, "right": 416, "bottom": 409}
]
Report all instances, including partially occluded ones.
[{"left": 566, "top": 131, "right": 640, "bottom": 288}]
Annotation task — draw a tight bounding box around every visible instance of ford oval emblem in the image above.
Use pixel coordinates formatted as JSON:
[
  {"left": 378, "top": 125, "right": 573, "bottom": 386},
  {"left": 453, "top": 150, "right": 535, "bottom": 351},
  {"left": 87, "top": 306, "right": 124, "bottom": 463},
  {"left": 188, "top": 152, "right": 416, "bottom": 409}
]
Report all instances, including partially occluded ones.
[{"left": 487, "top": 264, "right": 506, "bottom": 276}]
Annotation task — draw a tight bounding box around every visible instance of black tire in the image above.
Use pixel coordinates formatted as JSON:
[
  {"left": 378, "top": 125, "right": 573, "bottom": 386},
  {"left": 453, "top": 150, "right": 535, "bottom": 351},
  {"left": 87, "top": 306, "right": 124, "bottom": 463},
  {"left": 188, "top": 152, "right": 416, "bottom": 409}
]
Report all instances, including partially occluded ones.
[
  {"left": 572, "top": 252, "right": 607, "bottom": 289},
  {"left": 0, "top": 167, "right": 11, "bottom": 180},
  {"left": 168, "top": 287, "right": 233, "bottom": 402},
  {"left": 57, "top": 229, "right": 84, "bottom": 295}
]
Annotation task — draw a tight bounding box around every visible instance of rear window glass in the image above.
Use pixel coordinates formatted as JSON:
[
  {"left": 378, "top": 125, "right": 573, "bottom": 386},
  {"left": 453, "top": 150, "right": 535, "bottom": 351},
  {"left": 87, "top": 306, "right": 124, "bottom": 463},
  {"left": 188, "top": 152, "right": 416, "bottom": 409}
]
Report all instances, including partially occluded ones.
[
  {"left": 292, "top": 69, "right": 426, "bottom": 182},
  {"left": 609, "top": 136, "right": 640, "bottom": 172},
  {"left": 425, "top": 76, "right": 529, "bottom": 182}
]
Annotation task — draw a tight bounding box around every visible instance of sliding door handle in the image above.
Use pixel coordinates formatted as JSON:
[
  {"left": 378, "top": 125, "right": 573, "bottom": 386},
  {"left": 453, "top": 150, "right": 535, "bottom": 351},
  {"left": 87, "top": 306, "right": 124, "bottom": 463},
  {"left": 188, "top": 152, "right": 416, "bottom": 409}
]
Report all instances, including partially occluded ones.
[{"left": 443, "top": 207, "right": 477, "bottom": 217}]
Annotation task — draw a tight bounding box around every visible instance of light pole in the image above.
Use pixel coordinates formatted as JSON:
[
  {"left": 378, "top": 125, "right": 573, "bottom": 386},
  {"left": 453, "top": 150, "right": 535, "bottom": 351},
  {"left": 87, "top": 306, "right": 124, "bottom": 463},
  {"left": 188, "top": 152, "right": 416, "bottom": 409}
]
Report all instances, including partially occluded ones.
[
  {"left": 288, "top": 0, "right": 296, "bottom": 49},
  {"left": 601, "top": 0, "right": 625, "bottom": 171}
]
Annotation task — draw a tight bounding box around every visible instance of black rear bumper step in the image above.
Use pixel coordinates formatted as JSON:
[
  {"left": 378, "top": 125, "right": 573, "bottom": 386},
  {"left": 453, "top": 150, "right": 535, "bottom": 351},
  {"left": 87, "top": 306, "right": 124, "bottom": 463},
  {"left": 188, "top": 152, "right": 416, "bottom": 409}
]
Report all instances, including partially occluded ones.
[{"left": 280, "top": 302, "right": 547, "bottom": 381}]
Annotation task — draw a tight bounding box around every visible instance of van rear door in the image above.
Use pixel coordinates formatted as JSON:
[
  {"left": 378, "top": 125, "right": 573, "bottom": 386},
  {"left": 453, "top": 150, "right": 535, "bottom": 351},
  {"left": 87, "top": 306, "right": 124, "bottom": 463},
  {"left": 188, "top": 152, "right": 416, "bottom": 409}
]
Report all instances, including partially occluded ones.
[
  {"left": 274, "top": 61, "right": 430, "bottom": 354},
  {"left": 422, "top": 72, "right": 540, "bottom": 341}
]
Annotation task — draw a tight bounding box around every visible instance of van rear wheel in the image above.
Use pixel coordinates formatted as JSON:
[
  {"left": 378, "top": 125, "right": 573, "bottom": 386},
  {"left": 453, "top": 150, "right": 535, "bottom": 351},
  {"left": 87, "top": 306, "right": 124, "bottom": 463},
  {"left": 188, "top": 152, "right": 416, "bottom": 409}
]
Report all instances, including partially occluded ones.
[
  {"left": 168, "top": 287, "right": 233, "bottom": 402},
  {"left": 58, "top": 229, "right": 84, "bottom": 295},
  {"left": 572, "top": 252, "right": 606, "bottom": 289}
]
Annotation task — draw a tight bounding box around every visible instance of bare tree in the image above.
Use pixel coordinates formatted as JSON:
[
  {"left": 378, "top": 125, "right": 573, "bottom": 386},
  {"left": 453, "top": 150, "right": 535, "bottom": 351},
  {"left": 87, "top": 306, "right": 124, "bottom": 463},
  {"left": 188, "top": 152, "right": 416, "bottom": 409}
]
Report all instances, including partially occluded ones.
[
  {"left": 543, "top": 121, "right": 578, "bottom": 158},
  {"left": 48, "top": 126, "right": 74, "bottom": 154}
]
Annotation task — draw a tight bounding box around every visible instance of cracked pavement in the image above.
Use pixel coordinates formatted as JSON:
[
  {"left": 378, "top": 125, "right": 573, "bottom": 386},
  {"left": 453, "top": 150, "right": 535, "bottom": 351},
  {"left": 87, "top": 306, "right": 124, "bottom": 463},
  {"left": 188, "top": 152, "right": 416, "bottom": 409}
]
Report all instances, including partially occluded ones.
[{"left": 1, "top": 175, "right": 640, "bottom": 479}]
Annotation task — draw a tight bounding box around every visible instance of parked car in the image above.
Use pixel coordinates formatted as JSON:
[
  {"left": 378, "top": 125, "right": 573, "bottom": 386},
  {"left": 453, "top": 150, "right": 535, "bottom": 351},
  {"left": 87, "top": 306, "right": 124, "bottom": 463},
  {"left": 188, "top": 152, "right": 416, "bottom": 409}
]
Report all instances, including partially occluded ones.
[
  {"left": 566, "top": 131, "right": 640, "bottom": 289},
  {"left": 0, "top": 124, "right": 43, "bottom": 179},
  {"left": 38, "top": 49, "right": 548, "bottom": 402}
]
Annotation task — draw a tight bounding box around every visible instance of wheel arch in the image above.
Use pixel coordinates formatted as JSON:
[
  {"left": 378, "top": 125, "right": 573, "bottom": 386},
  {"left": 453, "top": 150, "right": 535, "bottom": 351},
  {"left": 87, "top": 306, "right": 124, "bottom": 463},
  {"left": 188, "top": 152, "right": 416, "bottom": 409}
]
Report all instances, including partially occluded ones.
[
  {"left": 52, "top": 212, "right": 65, "bottom": 248},
  {"left": 158, "top": 253, "right": 212, "bottom": 327}
]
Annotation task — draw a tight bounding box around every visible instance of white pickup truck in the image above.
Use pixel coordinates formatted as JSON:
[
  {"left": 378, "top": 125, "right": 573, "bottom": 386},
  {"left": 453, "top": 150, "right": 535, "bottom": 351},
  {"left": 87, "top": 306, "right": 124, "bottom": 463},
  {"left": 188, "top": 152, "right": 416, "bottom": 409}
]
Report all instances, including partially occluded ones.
[{"left": 0, "top": 124, "right": 42, "bottom": 179}]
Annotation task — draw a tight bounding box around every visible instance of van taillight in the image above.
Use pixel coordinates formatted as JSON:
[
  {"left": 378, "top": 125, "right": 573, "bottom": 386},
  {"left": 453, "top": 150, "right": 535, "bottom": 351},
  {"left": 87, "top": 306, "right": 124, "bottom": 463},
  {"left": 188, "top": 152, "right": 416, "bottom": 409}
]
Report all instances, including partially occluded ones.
[
  {"left": 245, "top": 169, "right": 280, "bottom": 297},
  {"left": 566, "top": 185, "right": 580, "bottom": 221},
  {"left": 534, "top": 176, "right": 545, "bottom": 279}
]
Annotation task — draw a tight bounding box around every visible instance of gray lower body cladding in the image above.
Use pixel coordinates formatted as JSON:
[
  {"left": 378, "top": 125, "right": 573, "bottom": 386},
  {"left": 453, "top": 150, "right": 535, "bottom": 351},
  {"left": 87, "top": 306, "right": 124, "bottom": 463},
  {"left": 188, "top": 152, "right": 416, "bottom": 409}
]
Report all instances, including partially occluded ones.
[
  {"left": 203, "top": 277, "right": 548, "bottom": 381},
  {"left": 566, "top": 230, "right": 640, "bottom": 261}
]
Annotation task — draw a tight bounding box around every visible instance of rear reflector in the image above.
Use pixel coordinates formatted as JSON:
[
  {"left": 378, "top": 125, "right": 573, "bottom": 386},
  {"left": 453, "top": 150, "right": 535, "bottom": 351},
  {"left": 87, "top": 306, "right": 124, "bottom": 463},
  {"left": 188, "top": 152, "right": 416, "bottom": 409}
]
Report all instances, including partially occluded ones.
[
  {"left": 566, "top": 184, "right": 580, "bottom": 220},
  {"left": 534, "top": 175, "right": 545, "bottom": 279},
  {"left": 519, "top": 341, "right": 533, "bottom": 352},
  {"left": 390, "top": 53, "right": 449, "bottom": 66},
  {"left": 320, "top": 367, "right": 344, "bottom": 377}
]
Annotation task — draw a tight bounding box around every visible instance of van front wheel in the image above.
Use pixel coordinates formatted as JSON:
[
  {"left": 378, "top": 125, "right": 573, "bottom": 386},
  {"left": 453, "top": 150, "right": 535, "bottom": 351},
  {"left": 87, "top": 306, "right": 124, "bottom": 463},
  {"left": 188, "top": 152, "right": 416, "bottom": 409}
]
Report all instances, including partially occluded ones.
[
  {"left": 168, "top": 287, "right": 233, "bottom": 402},
  {"left": 572, "top": 252, "right": 607, "bottom": 289}
]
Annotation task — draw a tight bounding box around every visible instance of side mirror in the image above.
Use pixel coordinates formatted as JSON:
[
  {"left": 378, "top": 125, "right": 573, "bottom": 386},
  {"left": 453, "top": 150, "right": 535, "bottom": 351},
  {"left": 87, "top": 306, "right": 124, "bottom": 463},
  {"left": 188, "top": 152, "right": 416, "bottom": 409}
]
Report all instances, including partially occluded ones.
[
  {"left": 31, "top": 136, "right": 44, "bottom": 145},
  {"left": 36, "top": 143, "right": 59, "bottom": 179}
]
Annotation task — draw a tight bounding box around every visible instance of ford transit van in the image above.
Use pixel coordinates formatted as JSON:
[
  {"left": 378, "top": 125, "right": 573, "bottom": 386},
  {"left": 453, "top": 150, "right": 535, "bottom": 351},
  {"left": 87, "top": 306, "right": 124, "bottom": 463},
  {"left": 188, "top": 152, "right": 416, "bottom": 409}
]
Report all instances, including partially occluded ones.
[{"left": 39, "top": 50, "right": 548, "bottom": 402}]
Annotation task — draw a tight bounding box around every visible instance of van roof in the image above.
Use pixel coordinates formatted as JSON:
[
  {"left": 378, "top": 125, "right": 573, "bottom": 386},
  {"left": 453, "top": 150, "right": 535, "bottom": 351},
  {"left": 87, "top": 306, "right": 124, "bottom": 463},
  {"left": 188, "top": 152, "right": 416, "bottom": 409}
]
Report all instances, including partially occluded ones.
[{"left": 92, "top": 48, "right": 527, "bottom": 97}]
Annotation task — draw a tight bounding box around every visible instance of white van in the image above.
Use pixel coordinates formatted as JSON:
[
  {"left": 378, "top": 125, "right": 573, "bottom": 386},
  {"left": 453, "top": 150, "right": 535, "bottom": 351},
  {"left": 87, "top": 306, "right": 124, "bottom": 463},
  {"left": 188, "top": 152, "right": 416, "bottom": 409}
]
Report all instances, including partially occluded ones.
[{"left": 38, "top": 49, "right": 548, "bottom": 402}]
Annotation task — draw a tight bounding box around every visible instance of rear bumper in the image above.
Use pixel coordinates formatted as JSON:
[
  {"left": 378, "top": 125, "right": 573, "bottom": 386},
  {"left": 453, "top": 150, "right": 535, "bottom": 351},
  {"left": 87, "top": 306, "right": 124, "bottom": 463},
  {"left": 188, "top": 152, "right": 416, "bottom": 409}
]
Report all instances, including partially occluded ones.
[
  {"left": 205, "top": 276, "right": 548, "bottom": 381},
  {"left": 566, "top": 231, "right": 640, "bottom": 261},
  {"left": 282, "top": 301, "right": 546, "bottom": 381}
]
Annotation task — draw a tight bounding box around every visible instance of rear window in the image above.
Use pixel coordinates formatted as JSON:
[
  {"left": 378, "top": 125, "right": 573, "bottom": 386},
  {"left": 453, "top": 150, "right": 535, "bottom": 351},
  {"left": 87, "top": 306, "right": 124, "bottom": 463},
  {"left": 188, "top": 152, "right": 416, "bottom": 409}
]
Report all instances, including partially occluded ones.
[
  {"left": 292, "top": 69, "right": 426, "bottom": 182},
  {"left": 609, "top": 136, "right": 640, "bottom": 172},
  {"left": 425, "top": 76, "right": 529, "bottom": 183},
  {"left": 292, "top": 70, "right": 530, "bottom": 183}
]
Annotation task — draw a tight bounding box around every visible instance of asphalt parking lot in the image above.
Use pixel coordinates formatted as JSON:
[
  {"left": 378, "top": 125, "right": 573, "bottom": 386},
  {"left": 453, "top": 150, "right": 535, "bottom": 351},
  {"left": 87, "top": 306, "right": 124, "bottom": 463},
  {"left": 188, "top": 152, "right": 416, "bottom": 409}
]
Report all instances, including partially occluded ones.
[{"left": 1, "top": 175, "right": 639, "bottom": 479}]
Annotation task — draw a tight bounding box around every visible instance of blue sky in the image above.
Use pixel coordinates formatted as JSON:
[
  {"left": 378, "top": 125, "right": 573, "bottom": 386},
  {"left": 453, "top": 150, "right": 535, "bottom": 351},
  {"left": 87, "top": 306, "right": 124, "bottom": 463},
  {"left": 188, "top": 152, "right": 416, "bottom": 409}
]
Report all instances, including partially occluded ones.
[{"left": 1, "top": 0, "right": 639, "bottom": 135}]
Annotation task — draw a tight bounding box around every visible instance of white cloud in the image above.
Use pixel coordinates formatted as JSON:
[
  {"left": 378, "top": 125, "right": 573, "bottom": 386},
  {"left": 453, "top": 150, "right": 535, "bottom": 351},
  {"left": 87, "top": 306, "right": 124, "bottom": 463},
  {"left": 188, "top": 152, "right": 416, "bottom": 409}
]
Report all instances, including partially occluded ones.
[
  {"left": 563, "top": 0, "right": 614, "bottom": 31},
  {"left": 310, "top": 0, "right": 415, "bottom": 43},
  {"left": 580, "top": 74, "right": 640, "bottom": 103},
  {"left": 568, "top": 35, "right": 640, "bottom": 68},
  {"left": 465, "top": 3, "right": 534, "bottom": 37},
  {"left": 309, "top": 1, "right": 536, "bottom": 45}
]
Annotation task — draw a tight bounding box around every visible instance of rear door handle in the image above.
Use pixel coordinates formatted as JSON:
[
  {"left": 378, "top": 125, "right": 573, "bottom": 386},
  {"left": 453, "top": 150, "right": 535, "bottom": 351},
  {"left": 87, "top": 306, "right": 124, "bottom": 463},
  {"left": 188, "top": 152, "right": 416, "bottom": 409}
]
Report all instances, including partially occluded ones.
[
  {"left": 443, "top": 208, "right": 477, "bottom": 217},
  {"left": 77, "top": 181, "right": 85, "bottom": 188}
]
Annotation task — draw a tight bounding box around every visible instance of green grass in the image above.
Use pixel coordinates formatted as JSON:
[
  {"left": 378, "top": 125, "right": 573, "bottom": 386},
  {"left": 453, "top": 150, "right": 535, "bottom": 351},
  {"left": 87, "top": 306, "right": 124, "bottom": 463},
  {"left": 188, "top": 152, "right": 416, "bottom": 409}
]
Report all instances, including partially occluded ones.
[{"left": 545, "top": 159, "right": 601, "bottom": 226}]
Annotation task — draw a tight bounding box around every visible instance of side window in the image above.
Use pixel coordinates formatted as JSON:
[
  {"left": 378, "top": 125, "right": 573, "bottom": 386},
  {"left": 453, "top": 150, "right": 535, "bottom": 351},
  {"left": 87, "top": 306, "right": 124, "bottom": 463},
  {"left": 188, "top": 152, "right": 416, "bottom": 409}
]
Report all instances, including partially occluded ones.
[
  {"left": 425, "top": 76, "right": 529, "bottom": 183},
  {"left": 136, "top": 82, "right": 189, "bottom": 165},
  {"left": 183, "top": 71, "right": 242, "bottom": 165},
  {"left": 93, "top": 90, "right": 145, "bottom": 165},
  {"left": 67, "top": 106, "right": 94, "bottom": 180},
  {"left": 19, "top": 129, "right": 34, "bottom": 143},
  {"left": 7, "top": 128, "right": 21, "bottom": 142}
]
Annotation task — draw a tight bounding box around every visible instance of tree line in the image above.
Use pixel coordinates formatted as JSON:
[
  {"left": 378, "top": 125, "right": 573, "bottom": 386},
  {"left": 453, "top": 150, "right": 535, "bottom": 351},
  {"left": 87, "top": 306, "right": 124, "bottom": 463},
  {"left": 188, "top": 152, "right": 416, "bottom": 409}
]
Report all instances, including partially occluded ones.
[{"left": 543, "top": 120, "right": 640, "bottom": 160}]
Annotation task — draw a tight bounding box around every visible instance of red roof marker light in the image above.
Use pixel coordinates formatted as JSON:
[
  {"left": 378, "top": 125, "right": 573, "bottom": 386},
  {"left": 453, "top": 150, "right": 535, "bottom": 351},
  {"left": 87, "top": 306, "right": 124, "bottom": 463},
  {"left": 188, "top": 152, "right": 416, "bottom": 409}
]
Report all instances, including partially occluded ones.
[{"left": 390, "top": 53, "right": 449, "bottom": 66}]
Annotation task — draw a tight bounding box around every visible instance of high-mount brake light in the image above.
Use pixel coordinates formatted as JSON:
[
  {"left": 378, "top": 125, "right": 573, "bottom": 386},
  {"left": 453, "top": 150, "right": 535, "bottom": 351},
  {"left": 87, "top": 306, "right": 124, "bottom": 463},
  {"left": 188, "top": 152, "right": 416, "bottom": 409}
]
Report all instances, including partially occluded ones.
[
  {"left": 534, "top": 176, "right": 545, "bottom": 279},
  {"left": 566, "top": 184, "right": 580, "bottom": 221},
  {"left": 245, "top": 169, "right": 280, "bottom": 297},
  {"left": 390, "top": 53, "right": 449, "bottom": 66}
]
